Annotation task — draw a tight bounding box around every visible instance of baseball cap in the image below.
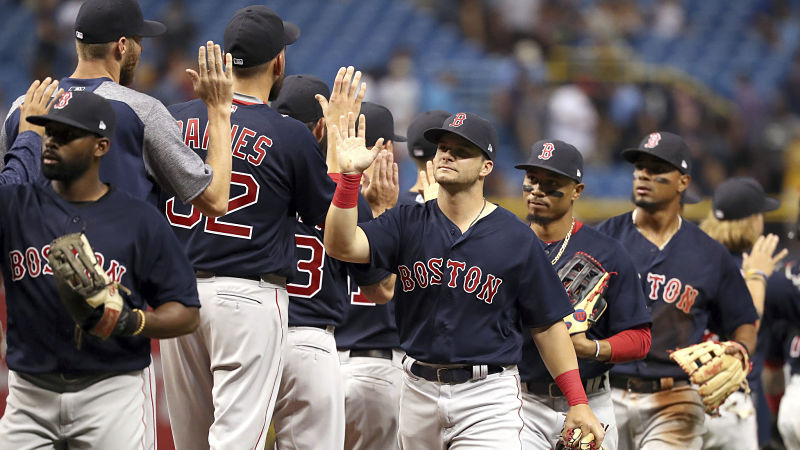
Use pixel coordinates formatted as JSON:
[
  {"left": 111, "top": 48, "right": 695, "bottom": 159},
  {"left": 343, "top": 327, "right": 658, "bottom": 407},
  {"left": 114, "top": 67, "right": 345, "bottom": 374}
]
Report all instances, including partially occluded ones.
[
  {"left": 357, "top": 102, "right": 406, "bottom": 147},
  {"left": 712, "top": 177, "right": 779, "bottom": 220},
  {"left": 406, "top": 110, "right": 450, "bottom": 160},
  {"left": 224, "top": 5, "right": 300, "bottom": 68},
  {"left": 424, "top": 112, "right": 498, "bottom": 160},
  {"left": 74, "top": 0, "right": 166, "bottom": 44},
  {"left": 27, "top": 91, "right": 116, "bottom": 139},
  {"left": 272, "top": 75, "right": 330, "bottom": 123},
  {"left": 515, "top": 139, "right": 583, "bottom": 183},
  {"left": 621, "top": 131, "right": 692, "bottom": 175}
]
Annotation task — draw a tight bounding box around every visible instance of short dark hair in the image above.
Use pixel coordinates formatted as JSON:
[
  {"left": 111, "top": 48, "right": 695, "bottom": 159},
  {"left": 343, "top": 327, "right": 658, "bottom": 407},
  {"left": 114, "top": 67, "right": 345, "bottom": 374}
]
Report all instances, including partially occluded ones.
[
  {"left": 76, "top": 40, "right": 115, "bottom": 60},
  {"left": 232, "top": 60, "right": 271, "bottom": 79}
]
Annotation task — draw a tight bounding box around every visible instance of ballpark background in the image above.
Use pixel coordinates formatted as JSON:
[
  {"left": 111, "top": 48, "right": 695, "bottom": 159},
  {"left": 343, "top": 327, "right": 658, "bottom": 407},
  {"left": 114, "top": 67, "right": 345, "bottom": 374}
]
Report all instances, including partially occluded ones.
[{"left": 2, "top": 0, "right": 800, "bottom": 448}]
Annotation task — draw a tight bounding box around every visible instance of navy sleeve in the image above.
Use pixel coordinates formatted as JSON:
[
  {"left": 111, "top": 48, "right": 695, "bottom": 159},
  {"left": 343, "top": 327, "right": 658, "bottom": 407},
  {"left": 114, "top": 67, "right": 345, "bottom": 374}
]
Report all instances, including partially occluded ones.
[
  {"left": 291, "top": 128, "right": 335, "bottom": 226},
  {"left": 0, "top": 131, "right": 41, "bottom": 185},
  {"left": 359, "top": 206, "right": 404, "bottom": 271},
  {"left": 518, "top": 238, "right": 574, "bottom": 329},
  {"left": 3, "top": 108, "right": 20, "bottom": 152},
  {"left": 137, "top": 208, "right": 200, "bottom": 309},
  {"left": 711, "top": 250, "right": 759, "bottom": 337},
  {"left": 348, "top": 195, "right": 391, "bottom": 285},
  {"left": 602, "top": 244, "right": 652, "bottom": 334}
]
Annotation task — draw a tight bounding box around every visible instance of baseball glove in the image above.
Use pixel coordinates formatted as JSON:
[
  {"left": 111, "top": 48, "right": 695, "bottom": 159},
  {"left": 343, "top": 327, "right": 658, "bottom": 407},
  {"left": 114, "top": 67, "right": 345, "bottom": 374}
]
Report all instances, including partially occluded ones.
[
  {"left": 48, "top": 233, "right": 141, "bottom": 340},
  {"left": 555, "top": 427, "right": 605, "bottom": 450},
  {"left": 669, "top": 340, "right": 751, "bottom": 415},
  {"left": 559, "top": 252, "right": 612, "bottom": 334}
]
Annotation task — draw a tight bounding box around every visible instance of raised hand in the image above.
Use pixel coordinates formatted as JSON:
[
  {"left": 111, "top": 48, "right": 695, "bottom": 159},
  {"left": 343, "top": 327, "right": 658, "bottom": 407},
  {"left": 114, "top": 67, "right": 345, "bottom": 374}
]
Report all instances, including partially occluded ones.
[
  {"left": 420, "top": 160, "right": 439, "bottom": 201},
  {"left": 743, "top": 233, "right": 788, "bottom": 278},
  {"left": 331, "top": 112, "right": 382, "bottom": 175},
  {"left": 317, "top": 66, "right": 366, "bottom": 172},
  {"left": 187, "top": 41, "right": 233, "bottom": 113},
  {"left": 18, "top": 78, "right": 62, "bottom": 136},
  {"left": 363, "top": 148, "right": 399, "bottom": 217}
]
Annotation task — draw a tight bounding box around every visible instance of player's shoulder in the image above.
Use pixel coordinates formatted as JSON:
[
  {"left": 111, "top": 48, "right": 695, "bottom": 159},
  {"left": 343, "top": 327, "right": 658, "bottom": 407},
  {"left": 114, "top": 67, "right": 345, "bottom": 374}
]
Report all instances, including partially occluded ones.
[
  {"left": 485, "top": 204, "right": 540, "bottom": 240},
  {"left": 677, "top": 219, "right": 731, "bottom": 254},
  {"left": 168, "top": 98, "right": 205, "bottom": 116},
  {"left": 595, "top": 211, "right": 633, "bottom": 236},
  {"left": 575, "top": 224, "right": 628, "bottom": 253},
  {"left": 93, "top": 81, "right": 169, "bottom": 118}
]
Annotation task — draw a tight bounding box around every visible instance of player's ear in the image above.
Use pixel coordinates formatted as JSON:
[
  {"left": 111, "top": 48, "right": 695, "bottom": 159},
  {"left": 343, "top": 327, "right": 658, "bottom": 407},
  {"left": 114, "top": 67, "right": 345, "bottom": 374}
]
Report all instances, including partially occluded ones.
[
  {"left": 572, "top": 182, "right": 585, "bottom": 200},
  {"left": 677, "top": 174, "right": 691, "bottom": 193},
  {"left": 114, "top": 37, "right": 127, "bottom": 60},
  {"left": 312, "top": 117, "right": 325, "bottom": 141},
  {"left": 479, "top": 159, "right": 493, "bottom": 177},
  {"left": 273, "top": 50, "right": 285, "bottom": 78},
  {"left": 94, "top": 137, "right": 111, "bottom": 158}
]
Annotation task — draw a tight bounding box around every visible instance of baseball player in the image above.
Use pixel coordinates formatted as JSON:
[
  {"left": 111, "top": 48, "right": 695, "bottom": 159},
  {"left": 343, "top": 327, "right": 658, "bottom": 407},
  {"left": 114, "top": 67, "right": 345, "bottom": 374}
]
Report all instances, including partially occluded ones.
[
  {"left": 400, "top": 110, "right": 451, "bottom": 205},
  {"left": 324, "top": 110, "right": 605, "bottom": 448},
  {"left": 158, "top": 6, "right": 338, "bottom": 450},
  {"left": 595, "top": 132, "right": 759, "bottom": 450},
  {"left": 698, "top": 177, "right": 786, "bottom": 449},
  {"left": 270, "top": 71, "right": 397, "bottom": 449},
  {"left": 514, "top": 140, "right": 653, "bottom": 450},
  {"left": 0, "top": 0, "right": 233, "bottom": 215},
  {"left": 0, "top": 90, "right": 200, "bottom": 450}
]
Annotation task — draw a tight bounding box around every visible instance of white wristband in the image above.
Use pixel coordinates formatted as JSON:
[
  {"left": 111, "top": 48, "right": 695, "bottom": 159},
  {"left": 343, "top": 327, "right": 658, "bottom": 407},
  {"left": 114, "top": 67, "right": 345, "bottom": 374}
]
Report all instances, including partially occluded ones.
[{"left": 593, "top": 340, "right": 601, "bottom": 359}]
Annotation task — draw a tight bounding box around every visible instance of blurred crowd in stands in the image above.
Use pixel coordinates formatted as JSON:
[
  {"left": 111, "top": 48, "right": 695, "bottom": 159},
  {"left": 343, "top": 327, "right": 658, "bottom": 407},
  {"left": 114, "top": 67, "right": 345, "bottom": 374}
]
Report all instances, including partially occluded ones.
[{"left": 12, "top": 0, "right": 800, "bottom": 197}]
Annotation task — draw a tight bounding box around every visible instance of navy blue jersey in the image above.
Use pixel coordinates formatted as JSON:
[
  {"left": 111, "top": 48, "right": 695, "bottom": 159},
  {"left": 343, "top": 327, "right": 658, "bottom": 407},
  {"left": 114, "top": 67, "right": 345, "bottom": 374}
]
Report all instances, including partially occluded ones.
[
  {"left": 359, "top": 200, "right": 573, "bottom": 365},
  {"left": 398, "top": 190, "right": 423, "bottom": 206},
  {"left": 0, "top": 184, "right": 199, "bottom": 374},
  {"left": 287, "top": 193, "right": 389, "bottom": 327},
  {"left": 1, "top": 78, "right": 213, "bottom": 205},
  {"left": 1, "top": 131, "right": 41, "bottom": 185},
  {"left": 519, "top": 223, "right": 652, "bottom": 382},
  {"left": 596, "top": 212, "right": 759, "bottom": 379},
  {"left": 163, "top": 93, "right": 335, "bottom": 278},
  {"left": 764, "top": 260, "right": 800, "bottom": 376}
]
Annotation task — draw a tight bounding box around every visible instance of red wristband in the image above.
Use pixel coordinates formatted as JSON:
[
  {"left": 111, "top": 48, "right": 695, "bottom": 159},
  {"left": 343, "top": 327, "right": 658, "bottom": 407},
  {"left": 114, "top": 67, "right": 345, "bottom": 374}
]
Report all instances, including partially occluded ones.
[
  {"left": 766, "top": 393, "right": 782, "bottom": 415},
  {"left": 554, "top": 369, "right": 588, "bottom": 406},
  {"left": 332, "top": 173, "right": 361, "bottom": 209},
  {"left": 328, "top": 173, "right": 341, "bottom": 183}
]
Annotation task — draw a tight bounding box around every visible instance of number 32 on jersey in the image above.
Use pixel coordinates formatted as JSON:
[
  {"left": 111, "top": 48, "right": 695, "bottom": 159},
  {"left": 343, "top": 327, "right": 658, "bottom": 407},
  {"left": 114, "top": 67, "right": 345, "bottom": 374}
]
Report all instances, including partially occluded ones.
[{"left": 165, "top": 171, "right": 260, "bottom": 239}]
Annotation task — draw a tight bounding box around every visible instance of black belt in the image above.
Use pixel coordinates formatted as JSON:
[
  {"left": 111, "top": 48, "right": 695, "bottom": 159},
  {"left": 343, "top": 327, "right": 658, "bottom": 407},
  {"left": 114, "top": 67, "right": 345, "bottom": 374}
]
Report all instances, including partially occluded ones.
[
  {"left": 610, "top": 374, "right": 690, "bottom": 393},
  {"left": 350, "top": 349, "right": 393, "bottom": 360},
  {"left": 195, "top": 270, "right": 286, "bottom": 286},
  {"left": 525, "top": 374, "right": 607, "bottom": 398},
  {"left": 410, "top": 362, "right": 503, "bottom": 384}
]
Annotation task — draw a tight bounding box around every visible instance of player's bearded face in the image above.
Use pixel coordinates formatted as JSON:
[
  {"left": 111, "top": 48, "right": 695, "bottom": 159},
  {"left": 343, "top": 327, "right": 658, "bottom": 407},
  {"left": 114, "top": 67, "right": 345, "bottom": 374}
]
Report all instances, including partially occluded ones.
[
  {"left": 433, "top": 136, "right": 487, "bottom": 188},
  {"left": 632, "top": 156, "right": 683, "bottom": 209},
  {"left": 118, "top": 37, "right": 141, "bottom": 87},
  {"left": 42, "top": 125, "right": 97, "bottom": 182},
  {"left": 269, "top": 71, "right": 285, "bottom": 101},
  {"left": 523, "top": 170, "right": 574, "bottom": 225}
]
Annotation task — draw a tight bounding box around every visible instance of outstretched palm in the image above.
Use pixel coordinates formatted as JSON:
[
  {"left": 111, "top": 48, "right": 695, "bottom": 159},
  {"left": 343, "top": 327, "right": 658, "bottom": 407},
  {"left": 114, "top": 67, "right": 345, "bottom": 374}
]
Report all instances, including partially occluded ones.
[{"left": 332, "top": 112, "right": 382, "bottom": 174}]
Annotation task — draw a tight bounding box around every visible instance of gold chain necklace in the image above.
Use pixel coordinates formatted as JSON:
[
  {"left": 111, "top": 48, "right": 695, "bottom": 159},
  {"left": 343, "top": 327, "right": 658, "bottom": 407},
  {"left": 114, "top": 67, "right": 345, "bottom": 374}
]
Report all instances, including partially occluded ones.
[{"left": 550, "top": 218, "right": 575, "bottom": 265}]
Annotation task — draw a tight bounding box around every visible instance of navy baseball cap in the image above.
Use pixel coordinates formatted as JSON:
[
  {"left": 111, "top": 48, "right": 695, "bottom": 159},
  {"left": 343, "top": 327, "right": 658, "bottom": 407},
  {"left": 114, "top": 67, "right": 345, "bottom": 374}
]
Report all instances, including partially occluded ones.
[
  {"left": 712, "top": 177, "right": 779, "bottom": 220},
  {"left": 515, "top": 139, "right": 583, "bottom": 183},
  {"left": 272, "top": 75, "right": 330, "bottom": 123},
  {"left": 224, "top": 5, "right": 300, "bottom": 68},
  {"left": 357, "top": 102, "right": 406, "bottom": 147},
  {"left": 27, "top": 91, "right": 116, "bottom": 139},
  {"left": 74, "top": 0, "right": 166, "bottom": 44},
  {"left": 622, "top": 131, "right": 692, "bottom": 175},
  {"left": 424, "top": 112, "right": 498, "bottom": 160},
  {"left": 407, "top": 110, "right": 450, "bottom": 160}
]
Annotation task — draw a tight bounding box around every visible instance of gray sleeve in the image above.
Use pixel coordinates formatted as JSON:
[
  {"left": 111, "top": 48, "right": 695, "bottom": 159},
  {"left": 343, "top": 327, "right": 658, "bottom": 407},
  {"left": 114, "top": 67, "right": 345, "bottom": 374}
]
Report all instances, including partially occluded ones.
[
  {"left": 95, "top": 82, "right": 213, "bottom": 204},
  {"left": 141, "top": 100, "right": 213, "bottom": 203},
  {"left": 0, "top": 95, "right": 26, "bottom": 170}
]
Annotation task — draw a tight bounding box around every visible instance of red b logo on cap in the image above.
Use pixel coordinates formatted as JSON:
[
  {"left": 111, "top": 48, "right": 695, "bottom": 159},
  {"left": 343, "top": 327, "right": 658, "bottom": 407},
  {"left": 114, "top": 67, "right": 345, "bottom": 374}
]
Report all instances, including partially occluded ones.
[
  {"left": 54, "top": 92, "right": 72, "bottom": 110},
  {"left": 449, "top": 113, "right": 467, "bottom": 128},
  {"left": 538, "top": 142, "right": 555, "bottom": 160},
  {"left": 644, "top": 132, "right": 661, "bottom": 149}
]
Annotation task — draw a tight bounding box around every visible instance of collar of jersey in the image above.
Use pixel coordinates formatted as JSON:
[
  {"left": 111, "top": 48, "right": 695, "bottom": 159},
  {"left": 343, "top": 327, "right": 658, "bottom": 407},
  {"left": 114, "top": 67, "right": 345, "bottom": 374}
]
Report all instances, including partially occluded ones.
[
  {"left": 542, "top": 220, "right": 583, "bottom": 244},
  {"left": 233, "top": 93, "right": 267, "bottom": 105}
]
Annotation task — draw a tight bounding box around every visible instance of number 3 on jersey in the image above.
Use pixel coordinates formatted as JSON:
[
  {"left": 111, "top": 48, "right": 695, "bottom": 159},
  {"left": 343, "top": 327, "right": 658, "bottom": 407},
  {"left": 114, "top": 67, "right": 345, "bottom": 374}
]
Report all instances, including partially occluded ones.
[
  {"left": 287, "top": 234, "right": 324, "bottom": 298},
  {"left": 165, "top": 171, "right": 259, "bottom": 239}
]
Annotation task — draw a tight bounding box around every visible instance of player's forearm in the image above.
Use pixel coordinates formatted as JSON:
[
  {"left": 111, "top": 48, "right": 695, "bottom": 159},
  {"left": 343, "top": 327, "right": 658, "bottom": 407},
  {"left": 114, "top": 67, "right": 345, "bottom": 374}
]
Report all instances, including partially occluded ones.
[
  {"left": 732, "top": 323, "right": 757, "bottom": 355},
  {"left": 191, "top": 107, "right": 232, "bottom": 217},
  {"left": 324, "top": 204, "right": 368, "bottom": 263},
  {"left": 359, "top": 274, "right": 396, "bottom": 304},
  {"left": 140, "top": 302, "right": 200, "bottom": 339},
  {"left": 745, "top": 278, "right": 766, "bottom": 322},
  {"left": 0, "top": 131, "right": 41, "bottom": 185},
  {"left": 532, "top": 320, "right": 580, "bottom": 378}
]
